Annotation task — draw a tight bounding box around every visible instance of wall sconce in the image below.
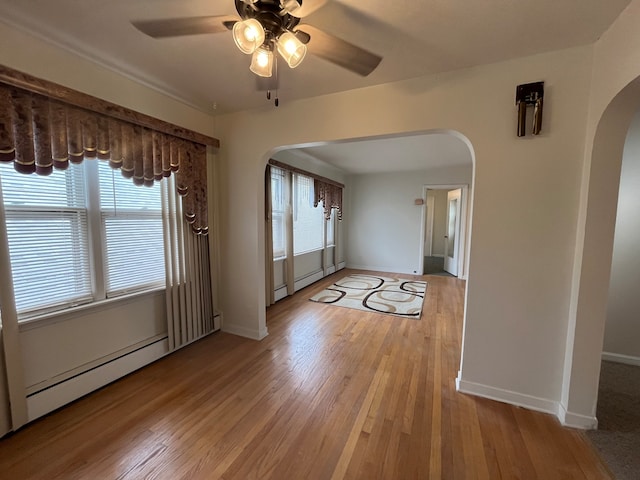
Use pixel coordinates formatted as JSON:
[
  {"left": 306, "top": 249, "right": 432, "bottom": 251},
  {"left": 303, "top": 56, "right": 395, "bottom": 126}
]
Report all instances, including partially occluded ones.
[{"left": 516, "top": 81, "right": 544, "bottom": 137}]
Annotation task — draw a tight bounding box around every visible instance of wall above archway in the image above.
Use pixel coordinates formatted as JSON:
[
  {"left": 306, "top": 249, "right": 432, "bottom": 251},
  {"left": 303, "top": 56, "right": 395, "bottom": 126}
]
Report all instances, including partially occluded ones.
[{"left": 279, "top": 131, "right": 473, "bottom": 175}]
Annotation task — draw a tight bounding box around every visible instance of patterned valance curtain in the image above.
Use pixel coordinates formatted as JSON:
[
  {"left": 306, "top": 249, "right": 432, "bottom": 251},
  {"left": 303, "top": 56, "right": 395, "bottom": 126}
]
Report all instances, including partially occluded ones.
[
  {"left": 0, "top": 83, "right": 208, "bottom": 234},
  {"left": 314, "top": 179, "right": 343, "bottom": 220},
  {"left": 268, "top": 159, "right": 343, "bottom": 221}
]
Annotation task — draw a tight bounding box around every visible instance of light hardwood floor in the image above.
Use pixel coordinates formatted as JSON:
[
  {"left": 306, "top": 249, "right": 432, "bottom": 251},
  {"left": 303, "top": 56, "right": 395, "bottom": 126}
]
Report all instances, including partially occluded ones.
[{"left": 0, "top": 270, "right": 612, "bottom": 479}]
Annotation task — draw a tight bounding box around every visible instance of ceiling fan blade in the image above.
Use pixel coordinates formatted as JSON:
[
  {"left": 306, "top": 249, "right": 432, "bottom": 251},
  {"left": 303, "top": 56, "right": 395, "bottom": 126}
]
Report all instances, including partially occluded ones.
[
  {"left": 131, "top": 15, "right": 238, "bottom": 38},
  {"left": 298, "top": 25, "right": 382, "bottom": 76},
  {"left": 289, "top": 0, "right": 330, "bottom": 18}
]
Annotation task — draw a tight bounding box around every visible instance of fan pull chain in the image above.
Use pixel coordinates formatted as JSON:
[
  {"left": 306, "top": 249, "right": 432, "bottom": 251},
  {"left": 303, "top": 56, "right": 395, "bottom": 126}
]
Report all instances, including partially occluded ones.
[{"left": 274, "top": 53, "right": 279, "bottom": 107}]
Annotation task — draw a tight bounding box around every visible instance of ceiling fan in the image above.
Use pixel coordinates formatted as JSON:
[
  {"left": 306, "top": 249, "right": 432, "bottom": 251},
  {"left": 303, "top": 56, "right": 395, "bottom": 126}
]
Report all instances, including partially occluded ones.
[{"left": 131, "top": 0, "right": 383, "bottom": 81}]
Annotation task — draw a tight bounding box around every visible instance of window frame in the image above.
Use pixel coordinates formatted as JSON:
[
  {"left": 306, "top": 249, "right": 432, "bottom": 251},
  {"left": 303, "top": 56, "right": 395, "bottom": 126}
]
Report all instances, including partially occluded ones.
[
  {"left": 292, "top": 173, "right": 325, "bottom": 256},
  {"left": 270, "top": 166, "right": 287, "bottom": 260},
  {"left": 0, "top": 160, "right": 167, "bottom": 321}
]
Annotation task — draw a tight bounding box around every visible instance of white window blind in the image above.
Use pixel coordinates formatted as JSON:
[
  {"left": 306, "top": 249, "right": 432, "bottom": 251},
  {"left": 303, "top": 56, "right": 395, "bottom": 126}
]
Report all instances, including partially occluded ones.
[
  {"left": 271, "top": 166, "right": 286, "bottom": 258},
  {"left": 293, "top": 173, "right": 324, "bottom": 255},
  {"left": 98, "top": 162, "right": 165, "bottom": 296},
  {"left": 0, "top": 162, "right": 92, "bottom": 314},
  {"left": 0, "top": 159, "right": 166, "bottom": 319}
]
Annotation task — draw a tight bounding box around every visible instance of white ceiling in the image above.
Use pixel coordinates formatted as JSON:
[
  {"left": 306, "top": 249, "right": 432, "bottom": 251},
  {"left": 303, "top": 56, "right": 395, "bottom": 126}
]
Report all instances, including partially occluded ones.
[
  {"left": 282, "top": 133, "right": 473, "bottom": 174},
  {"left": 0, "top": 0, "right": 630, "bottom": 173},
  {"left": 0, "top": 0, "right": 630, "bottom": 114}
]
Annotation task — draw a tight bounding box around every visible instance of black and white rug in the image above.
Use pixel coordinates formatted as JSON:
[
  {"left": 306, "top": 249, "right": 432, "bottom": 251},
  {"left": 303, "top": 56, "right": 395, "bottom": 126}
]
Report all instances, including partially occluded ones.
[{"left": 310, "top": 274, "right": 427, "bottom": 318}]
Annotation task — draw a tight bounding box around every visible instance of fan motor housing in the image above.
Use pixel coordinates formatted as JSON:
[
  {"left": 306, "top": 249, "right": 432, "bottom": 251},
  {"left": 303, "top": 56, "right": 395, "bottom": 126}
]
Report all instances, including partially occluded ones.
[{"left": 235, "top": 0, "right": 301, "bottom": 38}]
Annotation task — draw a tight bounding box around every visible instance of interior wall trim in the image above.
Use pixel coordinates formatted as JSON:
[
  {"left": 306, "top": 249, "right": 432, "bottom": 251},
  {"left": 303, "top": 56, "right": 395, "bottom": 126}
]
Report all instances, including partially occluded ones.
[
  {"left": 455, "top": 376, "right": 563, "bottom": 423},
  {"left": 558, "top": 402, "right": 599, "bottom": 430},
  {"left": 26, "top": 338, "right": 169, "bottom": 422},
  {"left": 602, "top": 351, "right": 640, "bottom": 367}
]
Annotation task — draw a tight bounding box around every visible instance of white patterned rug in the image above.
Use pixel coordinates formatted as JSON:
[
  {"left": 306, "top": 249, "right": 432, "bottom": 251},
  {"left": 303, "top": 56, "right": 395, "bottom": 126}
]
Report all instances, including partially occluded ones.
[{"left": 310, "top": 274, "right": 427, "bottom": 318}]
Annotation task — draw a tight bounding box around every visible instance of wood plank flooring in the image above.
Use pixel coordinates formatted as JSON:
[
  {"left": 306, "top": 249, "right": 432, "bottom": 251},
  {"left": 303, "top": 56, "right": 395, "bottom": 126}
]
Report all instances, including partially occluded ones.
[{"left": 0, "top": 270, "right": 612, "bottom": 479}]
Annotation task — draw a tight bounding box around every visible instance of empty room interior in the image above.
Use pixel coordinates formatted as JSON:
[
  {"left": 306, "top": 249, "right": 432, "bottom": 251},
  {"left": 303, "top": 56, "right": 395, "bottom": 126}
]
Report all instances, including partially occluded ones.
[{"left": 1, "top": 1, "right": 640, "bottom": 478}]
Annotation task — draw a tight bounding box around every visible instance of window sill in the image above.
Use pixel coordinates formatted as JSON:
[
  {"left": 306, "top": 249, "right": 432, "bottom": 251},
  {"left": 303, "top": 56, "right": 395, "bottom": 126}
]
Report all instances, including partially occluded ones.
[
  {"left": 18, "top": 287, "right": 165, "bottom": 332},
  {"left": 293, "top": 247, "right": 325, "bottom": 256},
  {"left": 273, "top": 245, "right": 336, "bottom": 261}
]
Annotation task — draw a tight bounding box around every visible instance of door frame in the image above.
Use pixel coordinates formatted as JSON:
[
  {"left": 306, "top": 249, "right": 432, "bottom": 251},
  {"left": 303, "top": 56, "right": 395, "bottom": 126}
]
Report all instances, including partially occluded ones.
[
  {"left": 418, "top": 184, "right": 469, "bottom": 279},
  {"left": 443, "top": 188, "right": 462, "bottom": 276},
  {"left": 424, "top": 194, "right": 435, "bottom": 257}
]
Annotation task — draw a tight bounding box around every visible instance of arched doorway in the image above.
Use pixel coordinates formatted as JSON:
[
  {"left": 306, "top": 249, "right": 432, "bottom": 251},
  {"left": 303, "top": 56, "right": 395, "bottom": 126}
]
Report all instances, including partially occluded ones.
[
  {"left": 563, "top": 76, "right": 640, "bottom": 427},
  {"left": 263, "top": 130, "right": 475, "bottom": 323}
]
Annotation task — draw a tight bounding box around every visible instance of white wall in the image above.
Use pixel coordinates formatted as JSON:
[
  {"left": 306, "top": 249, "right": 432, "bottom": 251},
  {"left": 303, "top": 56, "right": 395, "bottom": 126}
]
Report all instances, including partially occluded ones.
[
  {"left": 0, "top": 21, "right": 217, "bottom": 427},
  {"left": 346, "top": 166, "right": 471, "bottom": 274},
  {"left": 20, "top": 292, "right": 166, "bottom": 390},
  {"left": 603, "top": 111, "right": 640, "bottom": 362},
  {"left": 562, "top": 0, "right": 640, "bottom": 427},
  {"left": 293, "top": 250, "right": 323, "bottom": 280},
  {"left": 216, "top": 42, "right": 593, "bottom": 425}
]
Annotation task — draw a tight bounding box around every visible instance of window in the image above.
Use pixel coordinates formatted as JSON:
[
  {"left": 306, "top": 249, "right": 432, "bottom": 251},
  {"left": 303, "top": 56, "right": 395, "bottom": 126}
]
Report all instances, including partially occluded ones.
[
  {"left": 271, "top": 166, "right": 286, "bottom": 259},
  {"left": 98, "top": 162, "right": 164, "bottom": 295},
  {"left": 269, "top": 165, "right": 340, "bottom": 262},
  {"left": 0, "top": 160, "right": 165, "bottom": 318},
  {"left": 1, "top": 163, "right": 92, "bottom": 314},
  {"left": 293, "top": 173, "right": 324, "bottom": 255}
]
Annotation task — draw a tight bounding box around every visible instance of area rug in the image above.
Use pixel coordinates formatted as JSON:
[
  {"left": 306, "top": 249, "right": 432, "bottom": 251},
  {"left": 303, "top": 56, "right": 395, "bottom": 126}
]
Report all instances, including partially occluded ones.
[{"left": 310, "top": 274, "right": 427, "bottom": 318}]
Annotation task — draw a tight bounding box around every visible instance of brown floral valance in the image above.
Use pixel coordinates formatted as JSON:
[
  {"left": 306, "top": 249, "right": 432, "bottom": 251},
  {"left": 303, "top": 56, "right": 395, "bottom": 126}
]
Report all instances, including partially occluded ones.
[
  {"left": 268, "top": 159, "right": 343, "bottom": 220},
  {"left": 314, "top": 179, "right": 343, "bottom": 220},
  {"left": 0, "top": 73, "right": 213, "bottom": 234}
]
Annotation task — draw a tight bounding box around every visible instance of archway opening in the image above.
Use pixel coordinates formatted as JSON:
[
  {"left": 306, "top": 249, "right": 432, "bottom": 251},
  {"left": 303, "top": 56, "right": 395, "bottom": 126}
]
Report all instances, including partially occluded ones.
[
  {"left": 564, "top": 76, "right": 640, "bottom": 429},
  {"left": 261, "top": 129, "right": 476, "bottom": 375}
]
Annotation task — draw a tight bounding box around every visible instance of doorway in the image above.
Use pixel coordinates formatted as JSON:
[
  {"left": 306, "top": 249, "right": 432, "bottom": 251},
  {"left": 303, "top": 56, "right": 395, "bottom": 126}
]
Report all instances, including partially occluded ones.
[
  {"left": 585, "top": 109, "right": 640, "bottom": 479},
  {"left": 420, "top": 185, "right": 468, "bottom": 278}
]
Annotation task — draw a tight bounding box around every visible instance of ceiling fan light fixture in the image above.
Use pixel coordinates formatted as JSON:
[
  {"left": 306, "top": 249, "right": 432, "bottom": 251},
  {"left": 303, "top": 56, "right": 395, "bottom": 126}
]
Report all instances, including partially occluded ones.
[
  {"left": 232, "top": 18, "right": 265, "bottom": 54},
  {"left": 280, "top": 0, "right": 302, "bottom": 14},
  {"left": 277, "top": 31, "right": 307, "bottom": 68},
  {"left": 250, "top": 46, "right": 274, "bottom": 77}
]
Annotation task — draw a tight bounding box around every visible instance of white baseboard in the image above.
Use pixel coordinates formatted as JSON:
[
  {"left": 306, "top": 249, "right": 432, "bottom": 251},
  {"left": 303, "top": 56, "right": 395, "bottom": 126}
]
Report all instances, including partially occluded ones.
[
  {"left": 222, "top": 322, "right": 268, "bottom": 341},
  {"left": 346, "top": 264, "right": 416, "bottom": 275},
  {"left": 274, "top": 286, "right": 288, "bottom": 302},
  {"left": 272, "top": 265, "right": 344, "bottom": 304},
  {"left": 26, "top": 338, "right": 169, "bottom": 422},
  {"left": 602, "top": 351, "right": 640, "bottom": 367},
  {"left": 456, "top": 375, "right": 558, "bottom": 417},
  {"left": 213, "top": 313, "right": 222, "bottom": 332},
  {"left": 294, "top": 270, "right": 324, "bottom": 292},
  {"left": 558, "top": 403, "right": 598, "bottom": 430},
  {"left": 457, "top": 376, "right": 598, "bottom": 430}
]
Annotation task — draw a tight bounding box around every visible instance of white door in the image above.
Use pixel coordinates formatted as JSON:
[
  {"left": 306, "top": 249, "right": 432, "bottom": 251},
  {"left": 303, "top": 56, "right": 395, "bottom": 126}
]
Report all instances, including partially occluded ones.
[{"left": 444, "top": 188, "right": 462, "bottom": 276}]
